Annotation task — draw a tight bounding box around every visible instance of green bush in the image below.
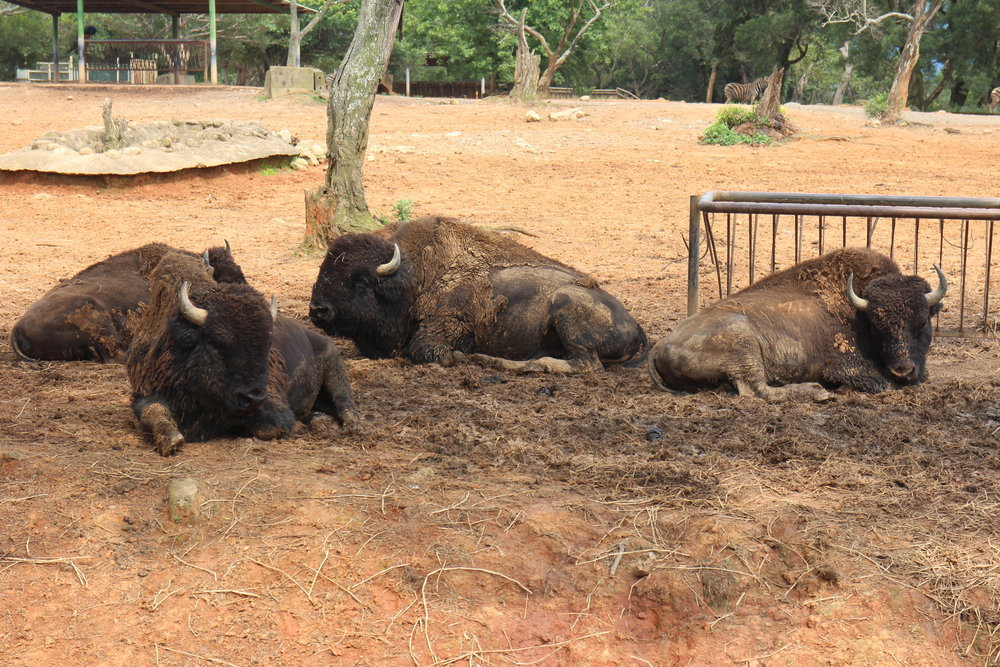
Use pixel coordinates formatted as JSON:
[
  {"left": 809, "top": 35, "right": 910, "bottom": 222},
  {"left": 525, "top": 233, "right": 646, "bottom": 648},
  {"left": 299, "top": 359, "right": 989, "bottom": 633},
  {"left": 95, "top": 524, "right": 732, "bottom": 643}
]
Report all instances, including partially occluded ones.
[
  {"left": 700, "top": 106, "right": 772, "bottom": 146},
  {"left": 864, "top": 93, "right": 889, "bottom": 119}
]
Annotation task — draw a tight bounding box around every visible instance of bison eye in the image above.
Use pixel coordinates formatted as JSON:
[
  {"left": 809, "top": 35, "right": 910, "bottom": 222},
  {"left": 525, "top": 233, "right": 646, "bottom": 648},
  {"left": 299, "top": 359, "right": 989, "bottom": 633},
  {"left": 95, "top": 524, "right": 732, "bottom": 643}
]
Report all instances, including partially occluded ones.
[{"left": 353, "top": 273, "right": 375, "bottom": 289}]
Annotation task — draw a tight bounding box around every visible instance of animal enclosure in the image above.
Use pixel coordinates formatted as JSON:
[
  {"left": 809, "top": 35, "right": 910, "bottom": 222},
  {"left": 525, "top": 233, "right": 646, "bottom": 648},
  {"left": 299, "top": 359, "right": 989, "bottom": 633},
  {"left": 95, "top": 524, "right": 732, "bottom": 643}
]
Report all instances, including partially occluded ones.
[{"left": 687, "top": 191, "right": 1000, "bottom": 337}]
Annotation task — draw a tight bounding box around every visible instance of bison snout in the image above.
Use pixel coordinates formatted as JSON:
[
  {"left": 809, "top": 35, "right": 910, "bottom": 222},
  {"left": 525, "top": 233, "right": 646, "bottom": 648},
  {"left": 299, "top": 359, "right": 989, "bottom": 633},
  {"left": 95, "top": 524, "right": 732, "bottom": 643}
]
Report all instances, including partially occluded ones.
[
  {"left": 232, "top": 385, "right": 267, "bottom": 415},
  {"left": 889, "top": 361, "right": 918, "bottom": 381},
  {"left": 309, "top": 301, "right": 333, "bottom": 326}
]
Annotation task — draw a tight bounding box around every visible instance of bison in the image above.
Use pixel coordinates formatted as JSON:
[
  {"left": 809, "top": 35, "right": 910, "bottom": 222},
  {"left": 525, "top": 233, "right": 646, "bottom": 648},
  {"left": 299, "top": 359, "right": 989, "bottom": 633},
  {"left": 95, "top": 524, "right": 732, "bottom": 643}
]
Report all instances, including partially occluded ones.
[
  {"left": 10, "top": 242, "right": 244, "bottom": 363},
  {"left": 648, "top": 248, "right": 947, "bottom": 402},
  {"left": 308, "top": 215, "right": 648, "bottom": 373},
  {"left": 127, "top": 251, "right": 357, "bottom": 456}
]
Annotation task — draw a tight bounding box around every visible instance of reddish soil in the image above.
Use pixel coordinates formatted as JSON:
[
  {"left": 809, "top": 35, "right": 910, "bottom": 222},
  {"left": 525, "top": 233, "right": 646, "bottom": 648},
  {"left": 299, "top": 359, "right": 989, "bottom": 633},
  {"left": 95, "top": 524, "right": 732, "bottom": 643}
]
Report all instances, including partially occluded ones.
[{"left": 2, "top": 83, "right": 1000, "bottom": 667}]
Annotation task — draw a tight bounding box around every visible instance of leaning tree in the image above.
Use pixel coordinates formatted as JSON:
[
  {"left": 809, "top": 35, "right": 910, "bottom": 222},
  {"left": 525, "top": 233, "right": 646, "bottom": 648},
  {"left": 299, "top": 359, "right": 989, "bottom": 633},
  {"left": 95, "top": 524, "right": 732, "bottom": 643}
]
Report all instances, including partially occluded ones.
[
  {"left": 808, "top": 0, "right": 946, "bottom": 123},
  {"left": 304, "top": 0, "right": 404, "bottom": 249}
]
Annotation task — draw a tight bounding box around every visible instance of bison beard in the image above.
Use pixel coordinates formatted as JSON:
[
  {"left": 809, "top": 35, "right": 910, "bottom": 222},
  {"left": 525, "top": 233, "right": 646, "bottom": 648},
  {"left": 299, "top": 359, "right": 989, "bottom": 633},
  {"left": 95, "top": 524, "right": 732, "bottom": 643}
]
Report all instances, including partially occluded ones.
[
  {"left": 648, "top": 248, "right": 947, "bottom": 402},
  {"left": 308, "top": 216, "right": 649, "bottom": 373}
]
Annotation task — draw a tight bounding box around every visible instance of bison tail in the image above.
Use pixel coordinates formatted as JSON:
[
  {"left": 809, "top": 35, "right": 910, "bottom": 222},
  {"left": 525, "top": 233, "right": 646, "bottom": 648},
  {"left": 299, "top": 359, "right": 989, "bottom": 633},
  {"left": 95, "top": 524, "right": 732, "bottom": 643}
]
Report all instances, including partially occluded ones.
[{"left": 623, "top": 325, "right": 650, "bottom": 369}]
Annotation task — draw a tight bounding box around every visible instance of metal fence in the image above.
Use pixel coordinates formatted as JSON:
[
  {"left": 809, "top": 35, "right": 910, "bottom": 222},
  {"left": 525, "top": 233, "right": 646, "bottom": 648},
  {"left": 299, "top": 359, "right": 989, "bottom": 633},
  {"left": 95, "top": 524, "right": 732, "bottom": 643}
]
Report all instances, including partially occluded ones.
[{"left": 687, "top": 191, "right": 1000, "bottom": 337}]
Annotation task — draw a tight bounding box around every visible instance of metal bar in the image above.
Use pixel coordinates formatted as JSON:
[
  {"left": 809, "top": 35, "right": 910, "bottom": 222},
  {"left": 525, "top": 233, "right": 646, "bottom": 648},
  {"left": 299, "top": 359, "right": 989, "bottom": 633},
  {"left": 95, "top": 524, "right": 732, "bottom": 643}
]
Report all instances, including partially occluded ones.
[
  {"left": 986, "top": 219, "right": 994, "bottom": 331},
  {"left": 699, "top": 201, "right": 1000, "bottom": 221},
  {"left": 961, "top": 219, "right": 969, "bottom": 332},
  {"left": 913, "top": 218, "right": 920, "bottom": 274},
  {"left": 818, "top": 214, "right": 825, "bottom": 255},
  {"left": 704, "top": 211, "right": 722, "bottom": 302},
  {"left": 890, "top": 217, "right": 896, "bottom": 260},
  {"left": 700, "top": 191, "right": 1000, "bottom": 209},
  {"left": 749, "top": 212, "right": 758, "bottom": 285},
  {"left": 771, "top": 214, "right": 778, "bottom": 273},
  {"left": 52, "top": 14, "right": 59, "bottom": 83},
  {"left": 687, "top": 195, "right": 699, "bottom": 317},
  {"left": 794, "top": 214, "right": 801, "bottom": 264},
  {"left": 726, "top": 211, "right": 734, "bottom": 296},
  {"left": 842, "top": 216, "right": 847, "bottom": 249}
]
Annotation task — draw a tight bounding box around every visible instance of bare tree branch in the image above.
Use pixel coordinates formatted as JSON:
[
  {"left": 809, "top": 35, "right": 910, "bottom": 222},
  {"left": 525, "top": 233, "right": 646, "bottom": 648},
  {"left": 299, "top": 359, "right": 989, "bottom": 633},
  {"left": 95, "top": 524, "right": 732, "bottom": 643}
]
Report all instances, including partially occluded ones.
[{"left": 807, "top": 0, "right": 913, "bottom": 35}]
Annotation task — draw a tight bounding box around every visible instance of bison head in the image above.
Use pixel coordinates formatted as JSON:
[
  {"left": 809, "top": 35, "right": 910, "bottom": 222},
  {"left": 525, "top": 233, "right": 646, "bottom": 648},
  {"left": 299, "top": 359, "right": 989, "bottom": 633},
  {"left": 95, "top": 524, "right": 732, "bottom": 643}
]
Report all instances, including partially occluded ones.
[
  {"left": 846, "top": 265, "right": 946, "bottom": 384},
  {"left": 309, "top": 234, "right": 416, "bottom": 358},
  {"left": 170, "top": 280, "right": 277, "bottom": 419}
]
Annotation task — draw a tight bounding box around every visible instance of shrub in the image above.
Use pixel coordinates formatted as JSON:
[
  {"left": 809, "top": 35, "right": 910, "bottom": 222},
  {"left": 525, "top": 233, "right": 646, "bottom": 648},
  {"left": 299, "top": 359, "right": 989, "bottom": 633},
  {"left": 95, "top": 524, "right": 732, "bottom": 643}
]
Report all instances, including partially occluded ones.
[
  {"left": 700, "top": 106, "right": 772, "bottom": 146},
  {"left": 864, "top": 93, "right": 889, "bottom": 119}
]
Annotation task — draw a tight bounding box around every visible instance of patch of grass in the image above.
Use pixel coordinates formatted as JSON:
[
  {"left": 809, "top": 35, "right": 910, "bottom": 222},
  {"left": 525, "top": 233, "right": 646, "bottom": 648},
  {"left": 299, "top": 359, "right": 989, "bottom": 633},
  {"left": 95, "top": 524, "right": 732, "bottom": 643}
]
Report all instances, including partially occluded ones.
[
  {"left": 258, "top": 162, "right": 285, "bottom": 176},
  {"left": 374, "top": 198, "right": 416, "bottom": 225},
  {"left": 392, "top": 198, "right": 414, "bottom": 223},
  {"left": 700, "top": 106, "right": 772, "bottom": 146}
]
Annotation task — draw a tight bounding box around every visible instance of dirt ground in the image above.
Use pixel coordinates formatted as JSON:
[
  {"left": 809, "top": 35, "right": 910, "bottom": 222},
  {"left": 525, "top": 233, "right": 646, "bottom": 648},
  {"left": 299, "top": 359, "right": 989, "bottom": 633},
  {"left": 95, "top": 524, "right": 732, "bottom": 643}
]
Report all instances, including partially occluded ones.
[{"left": 2, "top": 83, "right": 1000, "bottom": 667}]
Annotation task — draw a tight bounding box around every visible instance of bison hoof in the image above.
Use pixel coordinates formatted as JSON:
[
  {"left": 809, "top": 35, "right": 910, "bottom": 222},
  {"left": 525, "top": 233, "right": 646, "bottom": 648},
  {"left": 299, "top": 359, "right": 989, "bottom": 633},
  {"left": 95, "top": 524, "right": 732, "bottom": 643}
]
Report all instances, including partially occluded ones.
[{"left": 157, "top": 431, "right": 185, "bottom": 457}]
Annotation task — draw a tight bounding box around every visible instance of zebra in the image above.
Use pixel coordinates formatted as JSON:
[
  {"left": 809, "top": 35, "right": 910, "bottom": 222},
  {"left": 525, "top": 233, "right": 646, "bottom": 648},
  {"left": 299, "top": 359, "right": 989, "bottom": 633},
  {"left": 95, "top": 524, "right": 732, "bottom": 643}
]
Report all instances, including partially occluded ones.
[
  {"left": 724, "top": 77, "right": 768, "bottom": 104},
  {"left": 989, "top": 86, "right": 1000, "bottom": 113},
  {"left": 325, "top": 72, "right": 336, "bottom": 90}
]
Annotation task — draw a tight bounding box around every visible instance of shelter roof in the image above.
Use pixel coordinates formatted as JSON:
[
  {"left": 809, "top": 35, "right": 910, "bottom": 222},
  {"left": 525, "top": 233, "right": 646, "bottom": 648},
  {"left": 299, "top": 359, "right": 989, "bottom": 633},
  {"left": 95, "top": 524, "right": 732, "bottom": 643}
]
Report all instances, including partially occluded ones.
[{"left": 4, "top": 0, "right": 303, "bottom": 16}]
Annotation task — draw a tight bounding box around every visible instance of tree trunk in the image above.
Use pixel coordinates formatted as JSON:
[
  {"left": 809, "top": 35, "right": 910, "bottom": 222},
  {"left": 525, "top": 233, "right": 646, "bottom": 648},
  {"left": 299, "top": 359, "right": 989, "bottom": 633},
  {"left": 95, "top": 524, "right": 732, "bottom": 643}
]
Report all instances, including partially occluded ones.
[
  {"left": 705, "top": 63, "right": 717, "bottom": 103},
  {"left": 287, "top": 0, "right": 301, "bottom": 67},
  {"left": 304, "top": 0, "right": 403, "bottom": 250},
  {"left": 755, "top": 67, "right": 785, "bottom": 122},
  {"left": 884, "top": 0, "right": 944, "bottom": 123},
  {"left": 511, "top": 10, "right": 540, "bottom": 101},
  {"left": 832, "top": 62, "right": 853, "bottom": 106}
]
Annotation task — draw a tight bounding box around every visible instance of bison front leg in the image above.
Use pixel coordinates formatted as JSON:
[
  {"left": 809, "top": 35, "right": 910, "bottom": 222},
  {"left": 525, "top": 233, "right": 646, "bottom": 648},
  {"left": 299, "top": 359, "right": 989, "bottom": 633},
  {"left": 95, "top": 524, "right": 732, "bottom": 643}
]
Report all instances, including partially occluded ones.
[
  {"left": 316, "top": 346, "right": 360, "bottom": 430},
  {"left": 133, "top": 397, "right": 185, "bottom": 456}
]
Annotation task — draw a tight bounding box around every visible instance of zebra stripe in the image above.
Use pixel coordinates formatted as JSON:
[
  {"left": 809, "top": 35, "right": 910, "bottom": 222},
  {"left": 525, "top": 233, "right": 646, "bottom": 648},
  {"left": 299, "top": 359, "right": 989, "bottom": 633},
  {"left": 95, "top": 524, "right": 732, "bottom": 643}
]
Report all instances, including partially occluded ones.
[
  {"left": 723, "top": 77, "right": 768, "bottom": 104},
  {"left": 990, "top": 86, "right": 1000, "bottom": 113},
  {"left": 325, "top": 72, "right": 335, "bottom": 89}
]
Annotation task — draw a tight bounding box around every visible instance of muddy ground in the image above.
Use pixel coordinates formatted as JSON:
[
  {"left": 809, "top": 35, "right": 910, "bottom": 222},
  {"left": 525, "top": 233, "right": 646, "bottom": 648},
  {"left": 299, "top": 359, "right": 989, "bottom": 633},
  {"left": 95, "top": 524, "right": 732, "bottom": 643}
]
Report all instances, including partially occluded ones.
[{"left": 2, "top": 83, "right": 1000, "bottom": 666}]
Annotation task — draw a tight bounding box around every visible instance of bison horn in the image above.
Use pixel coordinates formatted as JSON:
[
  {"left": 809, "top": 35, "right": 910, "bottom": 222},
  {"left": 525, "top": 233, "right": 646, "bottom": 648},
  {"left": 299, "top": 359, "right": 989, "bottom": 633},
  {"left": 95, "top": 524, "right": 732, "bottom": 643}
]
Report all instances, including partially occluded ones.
[
  {"left": 202, "top": 249, "right": 214, "bottom": 278},
  {"left": 270, "top": 295, "right": 278, "bottom": 321},
  {"left": 224, "top": 239, "right": 231, "bottom": 253},
  {"left": 846, "top": 273, "right": 868, "bottom": 311},
  {"left": 925, "top": 264, "right": 947, "bottom": 306},
  {"left": 179, "top": 281, "right": 208, "bottom": 326},
  {"left": 376, "top": 243, "right": 401, "bottom": 277}
]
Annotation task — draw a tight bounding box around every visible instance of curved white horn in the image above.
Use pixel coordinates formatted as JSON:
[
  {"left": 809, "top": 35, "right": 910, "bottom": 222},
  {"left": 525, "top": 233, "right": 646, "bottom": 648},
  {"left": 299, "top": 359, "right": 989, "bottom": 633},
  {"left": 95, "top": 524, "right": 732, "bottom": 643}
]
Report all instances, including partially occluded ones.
[
  {"left": 376, "top": 243, "right": 401, "bottom": 277},
  {"left": 270, "top": 295, "right": 278, "bottom": 321},
  {"left": 925, "top": 264, "right": 947, "bottom": 306},
  {"left": 846, "top": 273, "right": 868, "bottom": 311},
  {"left": 179, "top": 281, "right": 208, "bottom": 326},
  {"left": 202, "top": 249, "right": 215, "bottom": 278}
]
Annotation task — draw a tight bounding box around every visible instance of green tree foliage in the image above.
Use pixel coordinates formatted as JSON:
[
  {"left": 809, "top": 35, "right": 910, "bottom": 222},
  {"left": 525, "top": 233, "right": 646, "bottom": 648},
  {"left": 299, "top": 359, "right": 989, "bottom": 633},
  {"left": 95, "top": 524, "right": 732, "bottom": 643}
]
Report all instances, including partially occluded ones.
[
  {"left": 0, "top": 3, "right": 53, "bottom": 80},
  {"left": 392, "top": 0, "right": 510, "bottom": 83}
]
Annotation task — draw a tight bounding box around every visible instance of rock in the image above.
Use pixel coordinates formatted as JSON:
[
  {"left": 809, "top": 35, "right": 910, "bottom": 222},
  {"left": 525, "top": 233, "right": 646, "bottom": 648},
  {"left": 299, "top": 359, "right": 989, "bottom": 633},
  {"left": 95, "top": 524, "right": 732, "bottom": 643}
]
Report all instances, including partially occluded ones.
[
  {"left": 78, "top": 147, "right": 94, "bottom": 155},
  {"left": 579, "top": 95, "right": 590, "bottom": 101},
  {"left": 445, "top": 131, "right": 462, "bottom": 137},
  {"left": 291, "top": 157, "right": 310, "bottom": 170},
  {"left": 525, "top": 110, "right": 542, "bottom": 122},
  {"left": 123, "top": 146, "right": 142, "bottom": 156},
  {"left": 166, "top": 477, "right": 201, "bottom": 522},
  {"left": 104, "top": 149, "right": 122, "bottom": 159},
  {"left": 278, "top": 129, "right": 293, "bottom": 143},
  {"left": 548, "top": 107, "right": 587, "bottom": 121}
]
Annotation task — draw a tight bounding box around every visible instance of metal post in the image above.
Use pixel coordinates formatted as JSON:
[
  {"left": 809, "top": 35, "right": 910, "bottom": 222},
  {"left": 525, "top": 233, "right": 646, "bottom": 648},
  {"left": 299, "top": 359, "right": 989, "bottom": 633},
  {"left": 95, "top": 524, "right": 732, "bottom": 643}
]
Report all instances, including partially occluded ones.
[
  {"left": 52, "top": 14, "right": 60, "bottom": 82},
  {"left": 172, "top": 15, "right": 180, "bottom": 85},
  {"left": 406, "top": 68, "right": 410, "bottom": 97},
  {"left": 481, "top": 77, "right": 485, "bottom": 97},
  {"left": 77, "top": 0, "right": 85, "bottom": 83},
  {"left": 687, "top": 195, "right": 700, "bottom": 316},
  {"left": 209, "top": 0, "right": 218, "bottom": 84}
]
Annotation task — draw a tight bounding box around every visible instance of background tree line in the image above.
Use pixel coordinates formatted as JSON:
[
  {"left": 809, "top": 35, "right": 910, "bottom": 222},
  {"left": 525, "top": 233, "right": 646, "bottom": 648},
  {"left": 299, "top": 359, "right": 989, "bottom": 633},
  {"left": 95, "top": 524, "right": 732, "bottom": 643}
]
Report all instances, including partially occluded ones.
[{"left": 2, "top": 0, "right": 1000, "bottom": 111}]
